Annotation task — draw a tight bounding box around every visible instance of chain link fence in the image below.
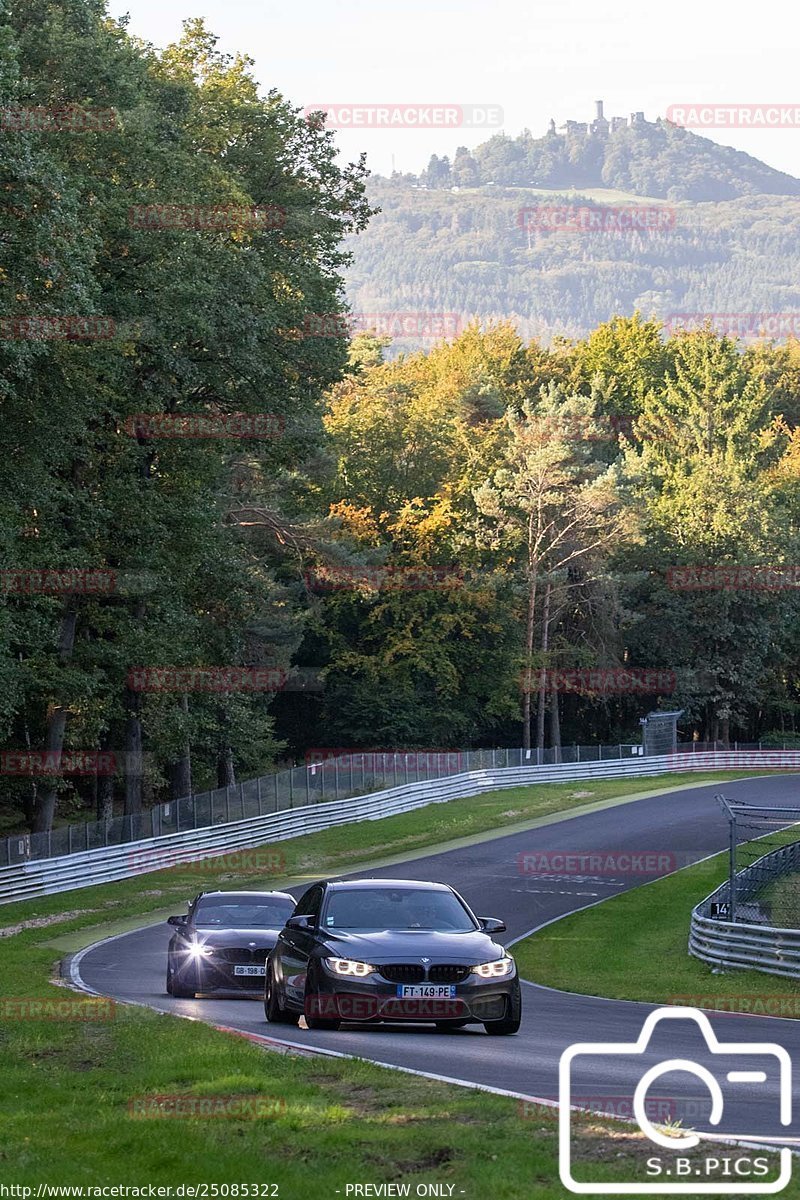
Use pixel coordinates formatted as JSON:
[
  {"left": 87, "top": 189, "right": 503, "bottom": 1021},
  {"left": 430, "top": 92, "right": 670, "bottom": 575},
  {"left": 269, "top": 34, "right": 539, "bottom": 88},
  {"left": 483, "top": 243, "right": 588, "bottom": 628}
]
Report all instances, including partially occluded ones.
[
  {"left": 1, "top": 738, "right": 789, "bottom": 868},
  {"left": 1, "top": 743, "right": 653, "bottom": 866},
  {"left": 702, "top": 799, "right": 800, "bottom": 926}
]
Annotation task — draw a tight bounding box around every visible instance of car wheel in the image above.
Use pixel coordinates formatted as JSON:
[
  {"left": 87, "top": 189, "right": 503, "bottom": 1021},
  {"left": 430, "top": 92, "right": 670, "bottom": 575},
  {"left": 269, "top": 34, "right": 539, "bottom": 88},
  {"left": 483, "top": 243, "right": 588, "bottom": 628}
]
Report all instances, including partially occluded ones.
[
  {"left": 167, "top": 956, "right": 197, "bottom": 1000},
  {"left": 483, "top": 982, "right": 521, "bottom": 1036},
  {"left": 264, "top": 962, "right": 299, "bottom": 1025},
  {"left": 304, "top": 965, "right": 341, "bottom": 1031},
  {"left": 435, "top": 1019, "right": 469, "bottom": 1031}
]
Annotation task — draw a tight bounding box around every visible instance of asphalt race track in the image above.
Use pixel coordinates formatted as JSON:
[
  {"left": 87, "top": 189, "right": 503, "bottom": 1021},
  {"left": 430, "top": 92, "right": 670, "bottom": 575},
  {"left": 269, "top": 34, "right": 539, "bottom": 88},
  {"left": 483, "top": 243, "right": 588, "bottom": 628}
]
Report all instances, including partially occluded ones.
[{"left": 72, "top": 775, "right": 800, "bottom": 1148}]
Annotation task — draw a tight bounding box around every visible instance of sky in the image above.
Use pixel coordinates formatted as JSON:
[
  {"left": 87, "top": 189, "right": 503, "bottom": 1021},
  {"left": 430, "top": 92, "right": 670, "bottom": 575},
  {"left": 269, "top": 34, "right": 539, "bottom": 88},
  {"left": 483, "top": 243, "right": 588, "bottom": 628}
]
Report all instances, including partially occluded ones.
[{"left": 107, "top": 0, "right": 800, "bottom": 181}]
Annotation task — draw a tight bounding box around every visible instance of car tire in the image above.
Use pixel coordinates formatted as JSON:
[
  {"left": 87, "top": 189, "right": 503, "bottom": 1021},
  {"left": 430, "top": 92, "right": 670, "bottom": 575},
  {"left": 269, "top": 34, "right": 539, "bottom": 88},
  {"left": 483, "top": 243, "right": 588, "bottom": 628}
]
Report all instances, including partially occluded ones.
[
  {"left": 264, "top": 962, "right": 299, "bottom": 1025},
  {"left": 167, "top": 956, "right": 197, "bottom": 999},
  {"left": 304, "top": 965, "right": 341, "bottom": 1031},
  {"left": 305, "top": 1012, "right": 341, "bottom": 1031},
  {"left": 483, "top": 981, "right": 521, "bottom": 1036}
]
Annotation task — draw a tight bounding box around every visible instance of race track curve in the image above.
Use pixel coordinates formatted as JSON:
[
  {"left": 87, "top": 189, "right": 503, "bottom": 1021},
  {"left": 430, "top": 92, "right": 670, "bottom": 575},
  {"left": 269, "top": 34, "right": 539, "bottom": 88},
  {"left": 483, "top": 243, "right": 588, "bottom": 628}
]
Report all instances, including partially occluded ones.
[{"left": 70, "top": 774, "right": 800, "bottom": 1148}]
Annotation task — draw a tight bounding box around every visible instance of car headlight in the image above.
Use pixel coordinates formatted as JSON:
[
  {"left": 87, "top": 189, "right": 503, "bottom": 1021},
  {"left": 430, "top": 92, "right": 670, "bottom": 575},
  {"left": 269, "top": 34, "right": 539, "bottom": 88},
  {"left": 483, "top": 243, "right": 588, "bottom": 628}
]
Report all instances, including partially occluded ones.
[
  {"left": 323, "top": 957, "right": 375, "bottom": 977},
  {"left": 187, "top": 942, "right": 213, "bottom": 959},
  {"left": 472, "top": 956, "right": 514, "bottom": 978}
]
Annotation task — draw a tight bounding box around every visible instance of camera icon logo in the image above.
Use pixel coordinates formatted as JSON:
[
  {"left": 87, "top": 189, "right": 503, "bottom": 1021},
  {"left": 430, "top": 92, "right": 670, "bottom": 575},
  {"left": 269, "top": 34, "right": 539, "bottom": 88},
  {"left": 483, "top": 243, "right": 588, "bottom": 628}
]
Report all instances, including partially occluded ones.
[{"left": 559, "top": 1006, "right": 792, "bottom": 1194}]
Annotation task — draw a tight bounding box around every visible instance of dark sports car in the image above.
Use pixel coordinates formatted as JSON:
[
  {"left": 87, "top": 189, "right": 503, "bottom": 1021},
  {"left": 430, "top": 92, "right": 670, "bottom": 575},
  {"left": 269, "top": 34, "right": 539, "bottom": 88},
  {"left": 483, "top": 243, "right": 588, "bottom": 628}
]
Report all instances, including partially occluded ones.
[
  {"left": 264, "top": 878, "right": 521, "bottom": 1034},
  {"left": 166, "top": 889, "right": 296, "bottom": 998}
]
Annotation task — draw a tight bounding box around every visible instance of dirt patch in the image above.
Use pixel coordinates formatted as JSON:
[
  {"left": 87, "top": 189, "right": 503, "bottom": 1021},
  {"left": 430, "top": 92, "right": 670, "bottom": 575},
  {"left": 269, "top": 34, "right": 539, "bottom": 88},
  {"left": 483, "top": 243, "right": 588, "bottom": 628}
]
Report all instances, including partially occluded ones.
[
  {"left": 570, "top": 790, "right": 595, "bottom": 799},
  {"left": 0, "top": 909, "right": 98, "bottom": 938},
  {"left": 367, "top": 1147, "right": 455, "bottom": 1175}
]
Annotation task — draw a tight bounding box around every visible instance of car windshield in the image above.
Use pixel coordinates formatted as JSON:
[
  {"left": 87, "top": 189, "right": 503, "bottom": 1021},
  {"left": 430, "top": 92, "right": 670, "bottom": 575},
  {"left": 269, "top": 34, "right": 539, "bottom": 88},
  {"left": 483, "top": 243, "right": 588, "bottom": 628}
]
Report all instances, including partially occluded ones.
[
  {"left": 323, "top": 887, "right": 476, "bottom": 932},
  {"left": 194, "top": 899, "right": 294, "bottom": 929}
]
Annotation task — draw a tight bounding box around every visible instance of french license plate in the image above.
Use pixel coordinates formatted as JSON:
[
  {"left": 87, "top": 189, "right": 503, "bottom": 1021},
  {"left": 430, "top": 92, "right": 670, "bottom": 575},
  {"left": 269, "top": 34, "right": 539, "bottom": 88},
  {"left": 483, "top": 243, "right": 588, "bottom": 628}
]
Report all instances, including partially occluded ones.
[
  {"left": 396, "top": 984, "right": 456, "bottom": 999},
  {"left": 234, "top": 964, "right": 266, "bottom": 976}
]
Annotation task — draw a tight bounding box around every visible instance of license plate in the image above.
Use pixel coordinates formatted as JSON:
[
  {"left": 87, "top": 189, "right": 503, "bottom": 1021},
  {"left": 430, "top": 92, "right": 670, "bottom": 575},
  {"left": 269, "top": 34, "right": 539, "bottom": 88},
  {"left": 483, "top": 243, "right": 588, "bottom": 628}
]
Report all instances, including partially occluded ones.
[
  {"left": 234, "top": 965, "right": 266, "bottom": 976},
  {"left": 396, "top": 984, "right": 456, "bottom": 999}
]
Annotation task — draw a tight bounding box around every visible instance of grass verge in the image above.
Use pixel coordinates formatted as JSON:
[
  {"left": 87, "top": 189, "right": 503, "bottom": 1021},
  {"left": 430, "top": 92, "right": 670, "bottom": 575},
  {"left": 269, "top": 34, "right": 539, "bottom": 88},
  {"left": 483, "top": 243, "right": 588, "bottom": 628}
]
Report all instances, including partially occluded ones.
[
  {"left": 513, "top": 848, "right": 800, "bottom": 1015},
  {"left": 2, "top": 770, "right": 795, "bottom": 1195}
]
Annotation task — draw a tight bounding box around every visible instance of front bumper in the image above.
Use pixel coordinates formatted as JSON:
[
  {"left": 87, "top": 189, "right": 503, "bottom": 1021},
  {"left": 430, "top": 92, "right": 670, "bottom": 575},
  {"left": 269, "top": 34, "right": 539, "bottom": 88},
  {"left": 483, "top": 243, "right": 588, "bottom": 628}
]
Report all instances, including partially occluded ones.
[
  {"left": 308, "top": 968, "right": 517, "bottom": 1023},
  {"left": 181, "top": 953, "right": 268, "bottom": 994}
]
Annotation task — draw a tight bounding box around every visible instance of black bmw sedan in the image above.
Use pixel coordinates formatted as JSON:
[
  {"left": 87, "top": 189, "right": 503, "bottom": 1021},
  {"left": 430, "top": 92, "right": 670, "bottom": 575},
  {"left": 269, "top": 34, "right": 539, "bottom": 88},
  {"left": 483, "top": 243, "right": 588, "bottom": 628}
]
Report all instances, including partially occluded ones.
[
  {"left": 264, "top": 878, "right": 521, "bottom": 1035},
  {"left": 166, "top": 889, "right": 296, "bottom": 998}
]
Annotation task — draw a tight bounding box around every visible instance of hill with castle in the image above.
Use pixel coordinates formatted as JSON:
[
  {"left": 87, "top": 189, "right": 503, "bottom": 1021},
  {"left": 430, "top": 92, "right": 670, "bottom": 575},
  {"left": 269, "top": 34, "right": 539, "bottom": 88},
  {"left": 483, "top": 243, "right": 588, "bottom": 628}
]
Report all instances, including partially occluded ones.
[
  {"left": 405, "top": 100, "right": 800, "bottom": 201},
  {"left": 343, "top": 102, "right": 800, "bottom": 346}
]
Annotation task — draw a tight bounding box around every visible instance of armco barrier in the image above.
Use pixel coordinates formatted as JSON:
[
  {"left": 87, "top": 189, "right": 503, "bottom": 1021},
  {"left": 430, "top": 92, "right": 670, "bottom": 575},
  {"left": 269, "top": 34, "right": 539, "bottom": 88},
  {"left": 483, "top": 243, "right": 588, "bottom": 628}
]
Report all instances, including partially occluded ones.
[
  {"left": 690, "top": 823, "right": 800, "bottom": 980},
  {"left": 690, "top": 911, "right": 800, "bottom": 979},
  {"left": 2, "top": 750, "right": 799, "bottom": 905}
]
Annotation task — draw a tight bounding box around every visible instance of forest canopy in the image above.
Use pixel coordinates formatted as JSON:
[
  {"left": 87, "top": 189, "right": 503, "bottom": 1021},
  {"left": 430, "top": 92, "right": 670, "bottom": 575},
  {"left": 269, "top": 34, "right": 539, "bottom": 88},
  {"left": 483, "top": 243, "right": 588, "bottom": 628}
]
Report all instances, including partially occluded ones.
[{"left": 3, "top": 2, "right": 800, "bottom": 838}]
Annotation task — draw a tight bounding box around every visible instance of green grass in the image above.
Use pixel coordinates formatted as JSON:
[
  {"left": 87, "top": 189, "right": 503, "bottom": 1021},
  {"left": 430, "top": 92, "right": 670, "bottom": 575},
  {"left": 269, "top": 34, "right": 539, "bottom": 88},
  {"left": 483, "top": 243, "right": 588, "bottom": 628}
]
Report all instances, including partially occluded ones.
[
  {"left": 514, "top": 846, "right": 800, "bottom": 1016},
  {"left": 756, "top": 868, "right": 800, "bottom": 931},
  {"left": 2, "top": 769, "right": 796, "bottom": 1194},
  {"left": 504, "top": 184, "right": 671, "bottom": 204},
  {"left": 447, "top": 183, "right": 670, "bottom": 204}
]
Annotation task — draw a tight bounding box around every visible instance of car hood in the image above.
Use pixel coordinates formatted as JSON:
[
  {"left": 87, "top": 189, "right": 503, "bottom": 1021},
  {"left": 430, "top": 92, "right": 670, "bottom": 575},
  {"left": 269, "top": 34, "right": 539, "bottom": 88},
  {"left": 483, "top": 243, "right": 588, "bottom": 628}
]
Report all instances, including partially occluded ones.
[
  {"left": 317, "top": 928, "right": 507, "bottom": 963},
  {"left": 191, "top": 927, "right": 281, "bottom": 949}
]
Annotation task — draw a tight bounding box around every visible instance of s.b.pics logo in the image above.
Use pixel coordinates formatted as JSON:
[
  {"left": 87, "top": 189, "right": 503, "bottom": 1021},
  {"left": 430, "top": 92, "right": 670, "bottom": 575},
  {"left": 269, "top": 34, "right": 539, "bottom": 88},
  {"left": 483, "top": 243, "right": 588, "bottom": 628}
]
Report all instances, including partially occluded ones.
[{"left": 560, "top": 1007, "right": 792, "bottom": 1194}]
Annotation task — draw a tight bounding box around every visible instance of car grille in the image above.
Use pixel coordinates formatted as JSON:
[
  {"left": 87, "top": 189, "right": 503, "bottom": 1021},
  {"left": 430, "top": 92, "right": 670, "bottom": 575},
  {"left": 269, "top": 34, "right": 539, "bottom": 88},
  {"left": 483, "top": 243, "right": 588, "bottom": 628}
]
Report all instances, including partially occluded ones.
[
  {"left": 378, "top": 964, "right": 471, "bottom": 983},
  {"left": 428, "top": 965, "right": 470, "bottom": 983},
  {"left": 379, "top": 964, "right": 425, "bottom": 983},
  {"left": 213, "top": 948, "right": 266, "bottom": 965}
]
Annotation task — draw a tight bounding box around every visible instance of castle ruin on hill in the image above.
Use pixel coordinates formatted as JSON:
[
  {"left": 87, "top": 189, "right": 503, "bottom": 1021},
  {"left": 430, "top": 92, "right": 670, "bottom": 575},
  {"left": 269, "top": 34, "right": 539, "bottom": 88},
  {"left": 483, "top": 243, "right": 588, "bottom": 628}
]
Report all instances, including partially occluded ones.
[{"left": 548, "top": 100, "right": 649, "bottom": 137}]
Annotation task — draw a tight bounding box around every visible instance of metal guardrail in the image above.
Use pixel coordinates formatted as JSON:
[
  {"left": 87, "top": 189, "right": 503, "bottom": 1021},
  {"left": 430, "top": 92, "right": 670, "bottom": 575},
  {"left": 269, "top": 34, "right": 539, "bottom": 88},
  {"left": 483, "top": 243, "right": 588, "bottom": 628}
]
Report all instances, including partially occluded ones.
[
  {"left": 690, "top": 825, "right": 800, "bottom": 979},
  {"left": 3, "top": 748, "right": 799, "bottom": 906},
  {"left": 2, "top": 744, "right": 649, "bottom": 866},
  {"left": 1, "top": 739, "right": 786, "bottom": 868},
  {"left": 690, "top": 913, "right": 800, "bottom": 980}
]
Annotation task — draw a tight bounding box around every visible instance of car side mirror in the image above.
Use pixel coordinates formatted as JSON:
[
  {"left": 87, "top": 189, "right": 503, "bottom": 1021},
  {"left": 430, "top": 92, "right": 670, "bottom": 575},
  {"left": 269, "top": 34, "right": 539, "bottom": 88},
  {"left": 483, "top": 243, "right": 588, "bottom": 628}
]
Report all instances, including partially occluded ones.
[
  {"left": 479, "top": 917, "right": 506, "bottom": 933},
  {"left": 285, "top": 914, "right": 313, "bottom": 930},
  {"left": 167, "top": 915, "right": 188, "bottom": 927}
]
